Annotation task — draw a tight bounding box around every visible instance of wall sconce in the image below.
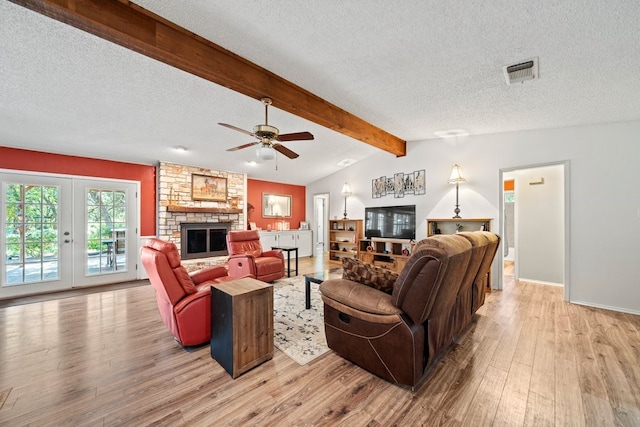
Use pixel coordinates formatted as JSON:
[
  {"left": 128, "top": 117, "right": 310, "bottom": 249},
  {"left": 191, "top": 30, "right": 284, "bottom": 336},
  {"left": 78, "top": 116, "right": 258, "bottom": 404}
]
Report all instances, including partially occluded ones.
[
  {"left": 448, "top": 164, "right": 466, "bottom": 218},
  {"left": 341, "top": 182, "right": 351, "bottom": 220}
]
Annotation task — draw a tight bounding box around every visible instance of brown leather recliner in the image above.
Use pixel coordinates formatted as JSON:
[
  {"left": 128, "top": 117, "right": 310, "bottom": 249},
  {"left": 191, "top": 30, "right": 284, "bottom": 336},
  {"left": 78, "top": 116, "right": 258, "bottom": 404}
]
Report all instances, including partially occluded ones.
[
  {"left": 226, "top": 230, "right": 285, "bottom": 282},
  {"left": 140, "top": 238, "right": 231, "bottom": 346},
  {"left": 468, "top": 232, "right": 500, "bottom": 314},
  {"left": 449, "top": 231, "right": 491, "bottom": 338},
  {"left": 320, "top": 234, "right": 474, "bottom": 389}
]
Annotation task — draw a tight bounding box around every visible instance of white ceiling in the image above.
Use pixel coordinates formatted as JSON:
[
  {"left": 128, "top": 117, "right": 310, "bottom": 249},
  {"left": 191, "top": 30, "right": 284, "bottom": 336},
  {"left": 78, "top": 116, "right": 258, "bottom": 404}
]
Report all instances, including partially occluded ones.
[{"left": 1, "top": 1, "right": 640, "bottom": 185}]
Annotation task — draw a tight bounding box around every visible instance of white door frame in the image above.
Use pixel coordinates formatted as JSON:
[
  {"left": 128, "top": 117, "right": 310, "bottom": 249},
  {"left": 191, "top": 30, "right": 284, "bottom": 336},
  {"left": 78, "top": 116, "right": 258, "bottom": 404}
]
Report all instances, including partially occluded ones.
[
  {"left": 0, "top": 169, "right": 140, "bottom": 298},
  {"left": 498, "top": 160, "right": 571, "bottom": 301},
  {"left": 313, "top": 193, "right": 329, "bottom": 254},
  {"left": 72, "top": 178, "right": 138, "bottom": 287},
  {"left": 0, "top": 172, "right": 73, "bottom": 297}
]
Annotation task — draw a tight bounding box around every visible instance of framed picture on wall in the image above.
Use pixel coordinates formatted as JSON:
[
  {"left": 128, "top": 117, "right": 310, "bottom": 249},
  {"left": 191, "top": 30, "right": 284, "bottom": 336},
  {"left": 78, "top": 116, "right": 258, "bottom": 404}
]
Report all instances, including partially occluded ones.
[
  {"left": 192, "top": 174, "right": 227, "bottom": 201},
  {"left": 394, "top": 172, "right": 404, "bottom": 198},
  {"left": 372, "top": 178, "right": 383, "bottom": 198},
  {"left": 403, "top": 173, "right": 415, "bottom": 194},
  {"left": 414, "top": 169, "right": 426, "bottom": 195}
]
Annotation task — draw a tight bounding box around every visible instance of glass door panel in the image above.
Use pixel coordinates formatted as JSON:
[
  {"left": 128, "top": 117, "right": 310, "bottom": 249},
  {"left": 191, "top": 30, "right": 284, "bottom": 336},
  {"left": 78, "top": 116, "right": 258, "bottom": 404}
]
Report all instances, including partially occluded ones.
[
  {"left": 86, "top": 188, "right": 128, "bottom": 274},
  {"left": 4, "top": 183, "right": 60, "bottom": 284}
]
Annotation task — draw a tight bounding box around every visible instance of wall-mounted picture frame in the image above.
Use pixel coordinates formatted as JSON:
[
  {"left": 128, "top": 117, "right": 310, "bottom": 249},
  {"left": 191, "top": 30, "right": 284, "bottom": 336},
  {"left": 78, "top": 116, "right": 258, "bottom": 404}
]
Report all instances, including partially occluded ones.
[
  {"left": 372, "top": 170, "right": 426, "bottom": 198},
  {"left": 372, "top": 177, "right": 385, "bottom": 198},
  {"left": 192, "top": 174, "right": 227, "bottom": 201},
  {"left": 394, "top": 172, "right": 404, "bottom": 198},
  {"left": 414, "top": 169, "right": 426, "bottom": 195}
]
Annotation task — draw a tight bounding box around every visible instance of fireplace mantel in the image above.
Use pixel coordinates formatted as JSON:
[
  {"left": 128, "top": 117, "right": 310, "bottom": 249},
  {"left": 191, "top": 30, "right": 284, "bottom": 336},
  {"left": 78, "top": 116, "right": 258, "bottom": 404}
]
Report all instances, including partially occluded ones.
[{"left": 166, "top": 205, "right": 243, "bottom": 214}]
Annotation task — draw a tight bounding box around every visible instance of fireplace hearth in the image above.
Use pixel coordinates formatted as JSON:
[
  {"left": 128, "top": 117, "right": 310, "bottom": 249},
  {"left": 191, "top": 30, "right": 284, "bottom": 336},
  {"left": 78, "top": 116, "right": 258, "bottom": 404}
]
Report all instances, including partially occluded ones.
[{"left": 180, "top": 222, "right": 231, "bottom": 260}]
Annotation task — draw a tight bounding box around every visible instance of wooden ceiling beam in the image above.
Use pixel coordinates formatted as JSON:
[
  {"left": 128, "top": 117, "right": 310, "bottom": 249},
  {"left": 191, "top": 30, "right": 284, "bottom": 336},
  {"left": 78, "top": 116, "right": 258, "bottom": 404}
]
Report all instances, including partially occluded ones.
[{"left": 11, "top": 0, "right": 406, "bottom": 157}]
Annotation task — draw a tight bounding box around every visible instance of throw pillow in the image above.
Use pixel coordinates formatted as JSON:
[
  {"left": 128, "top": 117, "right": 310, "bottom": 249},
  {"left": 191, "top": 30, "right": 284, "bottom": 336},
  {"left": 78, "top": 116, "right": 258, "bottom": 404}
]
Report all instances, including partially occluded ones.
[{"left": 342, "top": 257, "right": 398, "bottom": 294}]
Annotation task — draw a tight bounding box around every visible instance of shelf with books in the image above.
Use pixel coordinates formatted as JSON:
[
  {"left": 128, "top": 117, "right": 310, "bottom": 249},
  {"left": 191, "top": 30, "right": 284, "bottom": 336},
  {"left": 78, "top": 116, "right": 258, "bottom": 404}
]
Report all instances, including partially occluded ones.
[{"left": 328, "top": 219, "right": 363, "bottom": 264}]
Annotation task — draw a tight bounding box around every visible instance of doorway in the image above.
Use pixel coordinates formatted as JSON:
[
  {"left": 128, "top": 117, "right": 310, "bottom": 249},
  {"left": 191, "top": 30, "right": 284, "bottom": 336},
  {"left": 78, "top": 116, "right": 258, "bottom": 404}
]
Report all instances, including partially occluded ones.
[
  {"left": 313, "top": 193, "right": 329, "bottom": 256},
  {"left": 1, "top": 171, "right": 139, "bottom": 298},
  {"left": 499, "top": 162, "right": 569, "bottom": 300}
]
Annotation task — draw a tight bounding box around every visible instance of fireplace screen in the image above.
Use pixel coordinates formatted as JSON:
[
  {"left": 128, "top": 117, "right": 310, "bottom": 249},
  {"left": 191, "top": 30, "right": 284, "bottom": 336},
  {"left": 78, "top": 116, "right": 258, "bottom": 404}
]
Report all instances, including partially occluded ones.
[{"left": 181, "top": 223, "right": 230, "bottom": 259}]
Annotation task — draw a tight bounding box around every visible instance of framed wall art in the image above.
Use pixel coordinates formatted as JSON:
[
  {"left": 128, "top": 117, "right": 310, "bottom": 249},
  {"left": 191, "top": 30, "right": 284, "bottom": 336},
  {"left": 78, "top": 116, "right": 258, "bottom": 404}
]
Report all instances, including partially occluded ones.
[
  {"left": 371, "top": 169, "right": 426, "bottom": 198},
  {"left": 192, "top": 174, "right": 227, "bottom": 201},
  {"left": 414, "top": 170, "right": 426, "bottom": 195},
  {"left": 394, "top": 172, "right": 404, "bottom": 198}
]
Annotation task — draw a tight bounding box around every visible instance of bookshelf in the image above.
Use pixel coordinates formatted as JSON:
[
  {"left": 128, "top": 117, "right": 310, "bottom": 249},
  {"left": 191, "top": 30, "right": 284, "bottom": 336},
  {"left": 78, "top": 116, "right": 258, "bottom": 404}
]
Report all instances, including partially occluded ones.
[{"left": 328, "top": 219, "right": 363, "bottom": 264}]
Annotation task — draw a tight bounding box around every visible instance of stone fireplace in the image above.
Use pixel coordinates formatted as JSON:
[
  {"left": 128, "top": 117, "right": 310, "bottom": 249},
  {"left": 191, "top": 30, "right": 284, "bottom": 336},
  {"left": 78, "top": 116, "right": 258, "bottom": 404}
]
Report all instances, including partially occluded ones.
[{"left": 158, "top": 162, "right": 246, "bottom": 270}]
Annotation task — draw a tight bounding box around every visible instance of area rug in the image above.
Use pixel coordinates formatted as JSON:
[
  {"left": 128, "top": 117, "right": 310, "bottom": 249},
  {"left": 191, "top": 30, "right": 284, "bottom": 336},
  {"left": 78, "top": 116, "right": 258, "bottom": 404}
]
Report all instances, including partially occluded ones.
[{"left": 272, "top": 269, "right": 341, "bottom": 365}]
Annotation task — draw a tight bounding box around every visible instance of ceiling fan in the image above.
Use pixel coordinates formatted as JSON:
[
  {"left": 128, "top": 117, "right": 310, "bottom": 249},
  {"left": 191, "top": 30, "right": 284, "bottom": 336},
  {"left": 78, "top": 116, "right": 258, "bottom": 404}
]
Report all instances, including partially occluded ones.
[{"left": 219, "top": 98, "right": 314, "bottom": 160}]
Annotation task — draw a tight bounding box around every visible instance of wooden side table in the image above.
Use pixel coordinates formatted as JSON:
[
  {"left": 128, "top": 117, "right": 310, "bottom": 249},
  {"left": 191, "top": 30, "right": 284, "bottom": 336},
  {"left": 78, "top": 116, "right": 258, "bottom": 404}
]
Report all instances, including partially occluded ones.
[{"left": 210, "top": 277, "right": 273, "bottom": 378}]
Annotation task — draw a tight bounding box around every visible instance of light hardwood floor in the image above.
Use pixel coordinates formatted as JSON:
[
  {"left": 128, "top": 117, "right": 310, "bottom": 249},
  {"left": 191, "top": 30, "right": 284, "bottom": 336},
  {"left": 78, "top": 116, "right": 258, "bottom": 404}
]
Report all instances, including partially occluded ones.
[{"left": 0, "top": 256, "right": 639, "bottom": 426}]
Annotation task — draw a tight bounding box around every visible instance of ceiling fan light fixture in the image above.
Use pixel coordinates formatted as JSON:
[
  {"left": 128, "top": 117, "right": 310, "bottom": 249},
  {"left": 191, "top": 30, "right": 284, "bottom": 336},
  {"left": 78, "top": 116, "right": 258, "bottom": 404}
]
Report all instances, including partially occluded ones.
[
  {"left": 222, "top": 97, "right": 312, "bottom": 159},
  {"left": 256, "top": 145, "right": 276, "bottom": 160},
  {"left": 253, "top": 124, "right": 279, "bottom": 139}
]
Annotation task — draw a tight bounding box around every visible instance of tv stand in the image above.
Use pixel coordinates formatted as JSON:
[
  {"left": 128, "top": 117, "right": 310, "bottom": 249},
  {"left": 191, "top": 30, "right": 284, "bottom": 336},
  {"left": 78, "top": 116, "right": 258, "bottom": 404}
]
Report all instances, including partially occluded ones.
[{"left": 358, "top": 238, "right": 416, "bottom": 273}]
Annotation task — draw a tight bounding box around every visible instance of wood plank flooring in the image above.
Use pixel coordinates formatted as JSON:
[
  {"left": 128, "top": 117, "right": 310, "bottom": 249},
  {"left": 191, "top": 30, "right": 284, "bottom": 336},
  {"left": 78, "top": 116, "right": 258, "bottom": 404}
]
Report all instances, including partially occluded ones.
[{"left": 0, "top": 257, "right": 639, "bottom": 426}]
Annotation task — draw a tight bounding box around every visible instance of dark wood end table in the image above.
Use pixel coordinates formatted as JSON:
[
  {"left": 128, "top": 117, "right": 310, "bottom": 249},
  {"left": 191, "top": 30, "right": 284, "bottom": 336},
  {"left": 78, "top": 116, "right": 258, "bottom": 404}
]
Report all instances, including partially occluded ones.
[{"left": 271, "top": 246, "right": 298, "bottom": 277}]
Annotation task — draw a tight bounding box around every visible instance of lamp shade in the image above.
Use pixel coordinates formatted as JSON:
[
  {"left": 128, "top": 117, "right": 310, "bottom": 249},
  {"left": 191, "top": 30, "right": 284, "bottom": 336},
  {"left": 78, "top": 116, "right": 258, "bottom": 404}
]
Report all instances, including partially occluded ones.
[
  {"left": 256, "top": 146, "right": 276, "bottom": 160},
  {"left": 341, "top": 182, "right": 351, "bottom": 196},
  {"left": 448, "top": 164, "right": 466, "bottom": 184}
]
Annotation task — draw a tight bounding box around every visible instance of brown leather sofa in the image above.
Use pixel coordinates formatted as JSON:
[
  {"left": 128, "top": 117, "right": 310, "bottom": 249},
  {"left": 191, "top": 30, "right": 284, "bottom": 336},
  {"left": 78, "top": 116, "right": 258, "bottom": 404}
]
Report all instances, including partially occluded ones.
[
  {"left": 140, "top": 238, "right": 232, "bottom": 346},
  {"left": 226, "top": 230, "right": 285, "bottom": 282},
  {"left": 319, "top": 231, "right": 499, "bottom": 389}
]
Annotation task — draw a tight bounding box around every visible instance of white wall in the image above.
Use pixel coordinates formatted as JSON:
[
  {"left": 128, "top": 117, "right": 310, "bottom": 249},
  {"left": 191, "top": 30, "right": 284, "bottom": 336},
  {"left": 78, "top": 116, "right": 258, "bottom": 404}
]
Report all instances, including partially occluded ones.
[
  {"left": 513, "top": 165, "right": 564, "bottom": 285},
  {"left": 306, "top": 120, "right": 640, "bottom": 314}
]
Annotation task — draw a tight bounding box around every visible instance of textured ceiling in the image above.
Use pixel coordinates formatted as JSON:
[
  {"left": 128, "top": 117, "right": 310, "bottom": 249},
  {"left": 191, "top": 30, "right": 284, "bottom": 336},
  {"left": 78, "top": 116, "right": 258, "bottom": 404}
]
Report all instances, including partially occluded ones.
[{"left": 1, "top": 1, "right": 640, "bottom": 184}]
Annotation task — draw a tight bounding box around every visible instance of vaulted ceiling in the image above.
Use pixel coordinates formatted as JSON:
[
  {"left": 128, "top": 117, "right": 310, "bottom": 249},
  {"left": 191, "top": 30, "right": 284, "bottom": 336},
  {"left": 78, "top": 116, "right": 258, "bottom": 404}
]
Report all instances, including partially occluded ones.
[{"left": 2, "top": 1, "right": 640, "bottom": 184}]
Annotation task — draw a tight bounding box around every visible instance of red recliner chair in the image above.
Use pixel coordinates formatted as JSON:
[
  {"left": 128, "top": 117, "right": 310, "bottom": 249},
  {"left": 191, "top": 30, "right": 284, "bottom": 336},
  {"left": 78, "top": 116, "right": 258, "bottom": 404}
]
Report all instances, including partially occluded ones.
[
  {"left": 226, "top": 230, "right": 285, "bottom": 282},
  {"left": 140, "top": 238, "right": 230, "bottom": 346}
]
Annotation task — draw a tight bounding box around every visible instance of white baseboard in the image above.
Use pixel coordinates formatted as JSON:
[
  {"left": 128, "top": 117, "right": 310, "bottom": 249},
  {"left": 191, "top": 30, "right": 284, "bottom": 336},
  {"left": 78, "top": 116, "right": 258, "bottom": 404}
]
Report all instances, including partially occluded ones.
[
  {"left": 570, "top": 300, "right": 640, "bottom": 316},
  {"left": 518, "top": 278, "right": 563, "bottom": 287}
]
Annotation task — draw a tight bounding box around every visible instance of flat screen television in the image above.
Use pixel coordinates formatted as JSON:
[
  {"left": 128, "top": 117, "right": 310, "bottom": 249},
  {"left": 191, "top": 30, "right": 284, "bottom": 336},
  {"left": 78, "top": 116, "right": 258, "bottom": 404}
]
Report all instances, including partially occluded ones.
[{"left": 364, "top": 205, "right": 416, "bottom": 240}]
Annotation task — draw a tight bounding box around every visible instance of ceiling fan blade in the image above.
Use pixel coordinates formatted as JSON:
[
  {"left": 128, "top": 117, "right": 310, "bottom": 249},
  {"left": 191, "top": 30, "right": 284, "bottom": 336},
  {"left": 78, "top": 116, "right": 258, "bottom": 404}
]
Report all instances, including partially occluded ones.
[
  {"left": 226, "top": 141, "right": 259, "bottom": 152},
  {"left": 273, "top": 143, "right": 299, "bottom": 159},
  {"left": 218, "top": 122, "right": 255, "bottom": 137},
  {"left": 276, "top": 131, "right": 314, "bottom": 142}
]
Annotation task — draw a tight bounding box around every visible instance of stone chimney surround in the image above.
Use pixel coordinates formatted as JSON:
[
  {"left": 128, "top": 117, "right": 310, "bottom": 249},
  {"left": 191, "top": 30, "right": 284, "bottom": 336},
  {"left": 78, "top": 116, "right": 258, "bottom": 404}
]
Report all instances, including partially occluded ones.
[{"left": 158, "top": 161, "right": 246, "bottom": 271}]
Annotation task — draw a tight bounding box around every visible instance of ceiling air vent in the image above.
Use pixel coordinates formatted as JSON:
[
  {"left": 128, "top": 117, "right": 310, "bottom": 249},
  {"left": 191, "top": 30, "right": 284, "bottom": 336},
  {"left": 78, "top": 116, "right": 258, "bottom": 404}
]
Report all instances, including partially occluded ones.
[{"left": 503, "top": 57, "right": 538, "bottom": 85}]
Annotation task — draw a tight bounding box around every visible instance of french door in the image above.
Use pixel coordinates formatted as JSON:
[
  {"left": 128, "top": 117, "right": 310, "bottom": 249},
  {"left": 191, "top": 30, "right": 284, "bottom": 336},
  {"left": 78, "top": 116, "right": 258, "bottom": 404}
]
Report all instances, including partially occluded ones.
[{"left": 1, "top": 172, "right": 138, "bottom": 298}]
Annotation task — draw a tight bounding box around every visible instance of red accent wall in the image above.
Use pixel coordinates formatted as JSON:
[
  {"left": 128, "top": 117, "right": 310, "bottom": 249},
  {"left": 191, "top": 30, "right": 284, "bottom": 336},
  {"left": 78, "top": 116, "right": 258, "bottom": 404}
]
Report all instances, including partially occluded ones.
[
  {"left": 247, "top": 179, "right": 306, "bottom": 230},
  {"left": 0, "top": 147, "right": 157, "bottom": 236}
]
